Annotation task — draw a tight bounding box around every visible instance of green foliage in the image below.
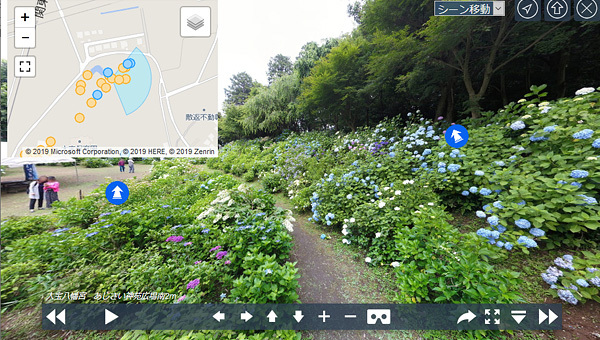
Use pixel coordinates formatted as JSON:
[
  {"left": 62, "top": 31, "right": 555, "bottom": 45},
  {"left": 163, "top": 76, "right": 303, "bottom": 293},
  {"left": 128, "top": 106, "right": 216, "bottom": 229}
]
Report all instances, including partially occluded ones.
[
  {"left": 224, "top": 72, "right": 255, "bottom": 106},
  {"left": 267, "top": 54, "right": 293, "bottom": 85},
  {"left": 261, "top": 173, "right": 285, "bottom": 193},
  {"left": 81, "top": 158, "right": 112, "bottom": 168},
  {"left": 0, "top": 216, "right": 57, "bottom": 246}
]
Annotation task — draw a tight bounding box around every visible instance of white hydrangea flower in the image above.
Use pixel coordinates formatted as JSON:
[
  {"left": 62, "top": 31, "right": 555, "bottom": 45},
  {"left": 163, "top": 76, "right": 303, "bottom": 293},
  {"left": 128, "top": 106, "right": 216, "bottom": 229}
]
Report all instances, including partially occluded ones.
[
  {"left": 378, "top": 201, "right": 386, "bottom": 208},
  {"left": 375, "top": 232, "right": 382, "bottom": 238},
  {"left": 350, "top": 217, "right": 355, "bottom": 223},
  {"left": 365, "top": 257, "right": 372, "bottom": 263},
  {"left": 394, "top": 207, "right": 400, "bottom": 211},
  {"left": 391, "top": 262, "right": 400, "bottom": 268},
  {"left": 395, "top": 190, "right": 402, "bottom": 195},
  {"left": 575, "top": 87, "right": 595, "bottom": 96},
  {"left": 427, "top": 202, "right": 434, "bottom": 206}
]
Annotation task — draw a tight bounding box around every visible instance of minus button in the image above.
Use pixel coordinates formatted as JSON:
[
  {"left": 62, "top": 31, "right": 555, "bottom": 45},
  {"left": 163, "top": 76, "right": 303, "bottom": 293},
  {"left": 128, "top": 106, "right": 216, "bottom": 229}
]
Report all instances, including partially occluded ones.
[{"left": 344, "top": 315, "right": 357, "bottom": 319}]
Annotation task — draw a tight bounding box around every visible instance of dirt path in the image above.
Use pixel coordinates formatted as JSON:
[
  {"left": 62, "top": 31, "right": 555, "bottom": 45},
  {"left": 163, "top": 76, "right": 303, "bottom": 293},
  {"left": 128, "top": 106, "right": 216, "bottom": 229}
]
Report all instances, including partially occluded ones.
[{"left": 275, "top": 197, "right": 412, "bottom": 340}]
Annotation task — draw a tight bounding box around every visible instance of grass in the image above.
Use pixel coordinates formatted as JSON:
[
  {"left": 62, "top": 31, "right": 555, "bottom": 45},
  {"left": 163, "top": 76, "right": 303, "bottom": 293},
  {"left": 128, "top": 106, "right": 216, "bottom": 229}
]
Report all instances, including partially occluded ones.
[{"left": 1, "top": 164, "right": 152, "bottom": 218}]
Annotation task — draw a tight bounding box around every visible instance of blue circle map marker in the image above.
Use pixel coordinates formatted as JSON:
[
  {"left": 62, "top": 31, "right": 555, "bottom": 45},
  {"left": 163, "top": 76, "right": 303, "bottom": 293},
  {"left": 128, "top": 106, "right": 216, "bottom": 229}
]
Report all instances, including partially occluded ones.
[
  {"left": 123, "top": 58, "right": 134, "bottom": 69},
  {"left": 103, "top": 67, "right": 113, "bottom": 78},
  {"left": 445, "top": 124, "right": 469, "bottom": 148},
  {"left": 92, "top": 90, "right": 103, "bottom": 100},
  {"left": 106, "top": 181, "right": 129, "bottom": 205}
]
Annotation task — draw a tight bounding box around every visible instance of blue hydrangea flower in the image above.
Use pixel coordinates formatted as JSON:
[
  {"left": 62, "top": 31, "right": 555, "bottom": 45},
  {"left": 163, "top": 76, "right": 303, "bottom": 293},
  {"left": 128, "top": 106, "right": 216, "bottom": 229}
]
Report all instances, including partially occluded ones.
[
  {"left": 494, "top": 161, "right": 505, "bottom": 167},
  {"left": 438, "top": 162, "right": 446, "bottom": 168},
  {"left": 476, "top": 211, "right": 486, "bottom": 218},
  {"left": 587, "top": 268, "right": 599, "bottom": 273},
  {"left": 570, "top": 170, "right": 589, "bottom": 179},
  {"left": 554, "top": 257, "right": 575, "bottom": 270},
  {"left": 543, "top": 125, "right": 557, "bottom": 133},
  {"left": 557, "top": 289, "right": 578, "bottom": 305},
  {"left": 530, "top": 134, "right": 549, "bottom": 142},
  {"left": 483, "top": 204, "right": 493, "bottom": 213},
  {"left": 510, "top": 121, "right": 526, "bottom": 130},
  {"left": 572, "top": 129, "right": 594, "bottom": 140},
  {"left": 389, "top": 152, "right": 396, "bottom": 157},
  {"left": 438, "top": 152, "right": 445, "bottom": 158},
  {"left": 475, "top": 170, "right": 485, "bottom": 176},
  {"left": 529, "top": 228, "right": 545, "bottom": 237},
  {"left": 476, "top": 228, "right": 491, "bottom": 238},
  {"left": 570, "top": 182, "right": 582, "bottom": 188},
  {"left": 515, "top": 219, "right": 531, "bottom": 229},
  {"left": 541, "top": 273, "right": 558, "bottom": 285},
  {"left": 578, "top": 194, "right": 598, "bottom": 205},
  {"left": 423, "top": 149, "right": 432, "bottom": 156},
  {"left": 448, "top": 164, "right": 460, "bottom": 172},
  {"left": 591, "top": 277, "right": 600, "bottom": 287},
  {"left": 438, "top": 168, "right": 446, "bottom": 173},
  {"left": 563, "top": 254, "right": 573, "bottom": 261},
  {"left": 496, "top": 241, "right": 504, "bottom": 248},
  {"left": 347, "top": 194, "right": 353, "bottom": 199},
  {"left": 492, "top": 201, "right": 504, "bottom": 209},
  {"left": 496, "top": 225, "right": 507, "bottom": 233},
  {"left": 86, "top": 232, "right": 99, "bottom": 237},
  {"left": 517, "top": 236, "right": 538, "bottom": 248},
  {"left": 469, "top": 186, "right": 478, "bottom": 193},
  {"left": 461, "top": 191, "right": 470, "bottom": 196},
  {"left": 593, "top": 139, "right": 600, "bottom": 149},
  {"left": 480, "top": 188, "right": 492, "bottom": 196},
  {"left": 320, "top": 234, "right": 326, "bottom": 239},
  {"left": 576, "top": 279, "right": 589, "bottom": 288},
  {"left": 504, "top": 242, "right": 513, "bottom": 250},
  {"left": 487, "top": 216, "right": 499, "bottom": 226},
  {"left": 557, "top": 180, "right": 568, "bottom": 185},
  {"left": 517, "top": 200, "right": 526, "bottom": 206}
]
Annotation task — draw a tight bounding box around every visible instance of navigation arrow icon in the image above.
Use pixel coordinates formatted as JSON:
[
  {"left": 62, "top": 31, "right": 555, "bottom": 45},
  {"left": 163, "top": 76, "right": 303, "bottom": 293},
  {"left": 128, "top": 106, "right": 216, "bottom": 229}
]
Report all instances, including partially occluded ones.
[
  {"left": 293, "top": 310, "right": 304, "bottom": 323},
  {"left": 105, "top": 309, "right": 118, "bottom": 325},
  {"left": 213, "top": 311, "right": 225, "bottom": 322},
  {"left": 457, "top": 310, "right": 476, "bottom": 324},
  {"left": 450, "top": 129, "right": 463, "bottom": 143},
  {"left": 46, "top": 309, "right": 56, "bottom": 324},
  {"left": 267, "top": 310, "right": 278, "bottom": 323},
  {"left": 112, "top": 186, "right": 123, "bottom": 199},
  {"left": 56, "top": 309, "right": 66, "bottom": 325},
  {"left": 241, "top": 311, "right": 253, "bottom": 322},
  {"left": 523, "top": 3, "right": 533, "bottom": 13}
]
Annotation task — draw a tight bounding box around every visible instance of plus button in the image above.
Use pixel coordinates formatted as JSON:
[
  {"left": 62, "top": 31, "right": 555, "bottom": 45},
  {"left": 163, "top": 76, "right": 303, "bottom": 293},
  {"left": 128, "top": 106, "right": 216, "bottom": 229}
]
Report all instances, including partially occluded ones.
[
  {"left": 21, "top": 13, "right": 30, "bottom": 21},
  {"left": 318, "top": 311, "right": 330, "bottom": 323}
]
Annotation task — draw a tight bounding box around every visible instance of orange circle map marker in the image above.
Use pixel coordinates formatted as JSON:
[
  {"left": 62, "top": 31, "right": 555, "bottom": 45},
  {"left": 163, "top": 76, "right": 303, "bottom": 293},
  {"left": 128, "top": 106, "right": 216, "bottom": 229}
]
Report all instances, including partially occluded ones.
[
  {"left": 118, "top": 63, "right": 130, "bottom": 73},
  {"left": 76, "top": 86, "right": 86, "bottom": 95},
  {"left": 83, "top": 70, "right": 93, "bottom": 80},
  {"left": 87, "top": 98, "right": 97, "bottom": 108},
  {"left": 76, "top": 80, "right": 86, "bottom": 88},
  {"left": 74, "top": 113, "right": 86, "bottom": 123},
  {"left": 101, "top": 83, "right": 111, "bottom": 93},
  {"left": 96, "top": 78, "right": 106, "bottom": 87},
  {"left": 123, "top": 74, "right": 131, "bottom": 84},
  {"left": 37, "top": 144, "right": 45, "bottom": 148},
  {"left": 45, "top": 136, "right": 56, "bottom": 147},
  {"left": 115, "top": 75, "right": 124, "bottom": 85},
  {"left": 107, "top": 75, "right": 116, "bottom": 83}
]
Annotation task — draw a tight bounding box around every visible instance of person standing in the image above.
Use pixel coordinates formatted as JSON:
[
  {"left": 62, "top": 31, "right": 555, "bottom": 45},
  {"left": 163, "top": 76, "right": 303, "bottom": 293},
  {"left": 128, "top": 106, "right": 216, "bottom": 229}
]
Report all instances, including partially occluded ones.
[
  {"left": 128, "top": 158, "right": 135, "bottom": 173},
  {"left": 118, "top": 159, "right": 126, "bottom": 172},
  {"left": 28, "top": 176, "right": 48, "bottom": 212},
  {"left": 44, "top": 176, "right": 60, "bottom": 208}
]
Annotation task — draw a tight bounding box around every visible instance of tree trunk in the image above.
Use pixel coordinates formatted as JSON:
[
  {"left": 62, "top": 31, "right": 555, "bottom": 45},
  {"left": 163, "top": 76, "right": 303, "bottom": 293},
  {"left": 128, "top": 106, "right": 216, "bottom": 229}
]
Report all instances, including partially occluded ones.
[
  {"left": 436, "top": 85, "right": 448, "bottom": 117},
  {"left": 500, "top": 73, "right": 508, "bottom": 106},
  {"left": 556, "top": 50, "right": 569, "bottom": 98}
]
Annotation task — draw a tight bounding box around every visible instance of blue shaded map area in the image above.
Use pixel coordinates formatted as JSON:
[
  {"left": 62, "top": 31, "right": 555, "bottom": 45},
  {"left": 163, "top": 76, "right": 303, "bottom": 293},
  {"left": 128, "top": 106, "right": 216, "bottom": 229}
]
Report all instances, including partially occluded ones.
[
  {"left": 90, "top": 65, "right": 104, "bottom": 75},
  {"left": 115, "top": 48, "right": 152, "bottom": 115}
]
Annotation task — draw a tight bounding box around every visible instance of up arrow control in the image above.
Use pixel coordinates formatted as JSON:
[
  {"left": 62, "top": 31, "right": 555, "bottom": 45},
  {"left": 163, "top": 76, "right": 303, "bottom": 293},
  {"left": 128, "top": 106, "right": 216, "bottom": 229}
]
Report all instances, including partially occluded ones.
[
  {"left": 241, "top": 311, "right": 253, "bottom": 322},
  {"left": 105, "top": 309, "right": 118, "bottom": 325},
  {"left": 267, "top": 310, "right": 278, "bottom": 323},
  {"left": 293, "top": 310, "right": 304, "bottom": 323}
]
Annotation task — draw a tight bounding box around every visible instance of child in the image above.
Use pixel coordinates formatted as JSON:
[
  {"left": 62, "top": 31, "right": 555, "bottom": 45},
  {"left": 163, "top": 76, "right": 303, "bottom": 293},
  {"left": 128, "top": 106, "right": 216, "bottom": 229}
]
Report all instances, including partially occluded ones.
[
  {"left": 44, "top": 176, "right": 60, "bottom": 208},
  {"left": 28, "top": 176, "right": 48, "bottom": 212}
]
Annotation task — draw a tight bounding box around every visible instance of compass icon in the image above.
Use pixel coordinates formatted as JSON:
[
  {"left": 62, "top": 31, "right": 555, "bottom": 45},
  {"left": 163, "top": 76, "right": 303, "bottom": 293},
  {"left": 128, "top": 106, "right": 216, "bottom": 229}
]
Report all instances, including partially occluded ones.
[{"left": 516, "top": 0, "right": 541, "bottom": 20}]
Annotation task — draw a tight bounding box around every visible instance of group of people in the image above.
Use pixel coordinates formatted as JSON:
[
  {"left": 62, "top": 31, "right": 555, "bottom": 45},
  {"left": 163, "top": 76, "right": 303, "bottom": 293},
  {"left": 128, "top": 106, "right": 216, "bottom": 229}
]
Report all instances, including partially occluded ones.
[
  {"left": 118, "top": 158, "right": 135, "bottom": 173},
  {"left": 28, "top": 176, "right": 60, "bottom": 212}
]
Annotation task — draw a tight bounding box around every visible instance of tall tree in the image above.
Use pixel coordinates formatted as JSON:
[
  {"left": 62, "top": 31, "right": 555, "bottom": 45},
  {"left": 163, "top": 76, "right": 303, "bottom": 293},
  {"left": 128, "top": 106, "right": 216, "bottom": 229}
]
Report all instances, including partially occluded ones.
[
  {"left": 294, "top": 39, "right": 340, "bottom": 79},
  {"left": 267, "top": 54, "right": 293, "bottom": 85},
  {"left": 224, "top": 72, "right": 255, "bottom": 106}
]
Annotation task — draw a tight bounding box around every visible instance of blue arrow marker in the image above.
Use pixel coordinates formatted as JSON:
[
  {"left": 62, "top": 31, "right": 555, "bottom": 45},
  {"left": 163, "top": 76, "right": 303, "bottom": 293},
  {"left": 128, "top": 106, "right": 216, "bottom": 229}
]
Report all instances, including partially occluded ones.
[
  {"left": 106, "top": 181, "right": 129, "bottom": 205},
  {"left": 445, "top": 124, "right": 469, "bottom": 148}
]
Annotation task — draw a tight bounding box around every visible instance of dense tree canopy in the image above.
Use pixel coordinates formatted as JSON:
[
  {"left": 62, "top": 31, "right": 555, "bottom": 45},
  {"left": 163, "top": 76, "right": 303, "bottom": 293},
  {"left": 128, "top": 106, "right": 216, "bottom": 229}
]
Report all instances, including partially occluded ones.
[
  {"left": 218, "top": 0, "right": 600, "bottom": 142},
  {"left": 267, "top": 54, "right": 293, "bottom": 85}
]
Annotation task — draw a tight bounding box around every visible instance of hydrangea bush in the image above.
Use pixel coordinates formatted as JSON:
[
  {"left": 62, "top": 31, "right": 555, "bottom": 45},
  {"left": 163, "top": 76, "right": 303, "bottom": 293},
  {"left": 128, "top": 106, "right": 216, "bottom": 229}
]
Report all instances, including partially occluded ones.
[{"left": 540, "top": 252, "right": 600, "bottom": 305}]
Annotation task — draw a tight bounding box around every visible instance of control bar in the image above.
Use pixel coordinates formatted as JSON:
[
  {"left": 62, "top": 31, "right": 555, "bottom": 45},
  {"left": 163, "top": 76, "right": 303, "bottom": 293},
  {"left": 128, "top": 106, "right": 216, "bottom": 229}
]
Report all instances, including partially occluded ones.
[{"left": 42, "top": 304, "right": 562, "bottom": 331}]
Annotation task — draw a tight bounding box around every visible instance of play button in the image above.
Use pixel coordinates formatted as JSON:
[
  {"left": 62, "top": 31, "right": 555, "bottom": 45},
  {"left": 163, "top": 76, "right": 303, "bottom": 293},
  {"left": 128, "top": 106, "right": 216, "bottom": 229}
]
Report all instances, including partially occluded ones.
[{"left": 105, "top": 309, "right": 119, "bottom": 325}]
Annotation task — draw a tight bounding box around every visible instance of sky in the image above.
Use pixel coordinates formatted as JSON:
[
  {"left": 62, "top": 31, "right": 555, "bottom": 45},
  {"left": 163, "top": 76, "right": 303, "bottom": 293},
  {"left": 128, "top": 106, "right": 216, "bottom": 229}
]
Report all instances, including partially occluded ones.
[{"left": 1, "top": 0, "right": 357, "bottom": 110}]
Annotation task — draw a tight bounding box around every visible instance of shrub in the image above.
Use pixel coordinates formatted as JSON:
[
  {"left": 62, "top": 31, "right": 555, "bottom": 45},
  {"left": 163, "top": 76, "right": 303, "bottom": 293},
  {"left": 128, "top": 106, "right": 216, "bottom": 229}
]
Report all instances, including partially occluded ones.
[{"left": 541, "top": 251, "right": 600, "bottom": 305}]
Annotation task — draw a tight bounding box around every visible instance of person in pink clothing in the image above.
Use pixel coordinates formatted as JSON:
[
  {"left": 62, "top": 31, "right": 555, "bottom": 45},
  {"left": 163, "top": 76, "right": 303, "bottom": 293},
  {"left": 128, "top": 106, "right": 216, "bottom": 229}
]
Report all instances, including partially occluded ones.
[{"left": 43, "top": 176, "right": 60, "bottom": 208}]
